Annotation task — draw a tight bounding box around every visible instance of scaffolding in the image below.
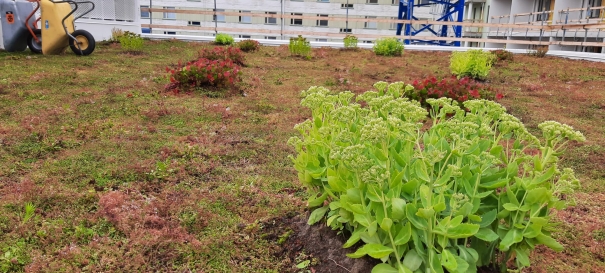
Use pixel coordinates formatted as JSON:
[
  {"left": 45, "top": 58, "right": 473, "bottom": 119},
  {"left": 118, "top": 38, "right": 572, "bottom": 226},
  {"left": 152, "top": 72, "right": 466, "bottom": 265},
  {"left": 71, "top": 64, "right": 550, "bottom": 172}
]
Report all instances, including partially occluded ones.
[{"left": 396, "top": 0, "right": 466, "bottom": 46}]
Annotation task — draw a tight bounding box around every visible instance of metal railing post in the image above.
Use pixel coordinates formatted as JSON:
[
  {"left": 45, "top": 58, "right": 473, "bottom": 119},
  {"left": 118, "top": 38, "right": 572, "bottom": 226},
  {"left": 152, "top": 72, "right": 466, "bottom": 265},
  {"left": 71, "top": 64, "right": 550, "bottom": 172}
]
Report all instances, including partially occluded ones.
[
  {"left": 214, "top": 0, "right": 217, "bottom": 34},
  {"left": 539, "top": 11, "right": 545, "bottom": 44},
  {"left": 149, "top": 0, "right": 152, "bottom": 33}
]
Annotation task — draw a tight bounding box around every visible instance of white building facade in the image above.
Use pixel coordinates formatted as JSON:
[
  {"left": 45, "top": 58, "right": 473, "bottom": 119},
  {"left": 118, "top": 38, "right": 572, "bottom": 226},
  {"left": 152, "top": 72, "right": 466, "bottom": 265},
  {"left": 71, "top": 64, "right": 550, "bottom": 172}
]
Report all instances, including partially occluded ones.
[{"left": 141, "top": 0, "right": 441, "bottom": 42}]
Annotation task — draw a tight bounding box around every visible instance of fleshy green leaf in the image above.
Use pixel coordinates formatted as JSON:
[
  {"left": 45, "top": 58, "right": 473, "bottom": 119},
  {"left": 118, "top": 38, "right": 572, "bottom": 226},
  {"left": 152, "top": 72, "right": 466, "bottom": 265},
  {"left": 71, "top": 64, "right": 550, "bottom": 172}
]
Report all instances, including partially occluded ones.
[
  {"left": 393, "top": 222, "right": 412, "bottom": 246},
  {"left": 475, "top": 228, "right": 499, "bottom": 242},
  {"left": 407, "top": 204, "right": 428, "bottom": 230},
  {"left": 446, "top": 224, "right": 480, "bottom": 239},
  {"left": 391, "top": 198, "right": 406, "bottom": 220},
  {"left": 308, "top": 206, "right": 329, "bottom": 225},
  {"left": 380, "top": 217, "right": 393, "bottom": 232},
  {"left": 503, "top": 203, "right": 519, "bottom": 211},
  {"left": 536, "top": 234, "right": 564, "bottom": 251},
  {"left": 525, "top": 187, "right": 550, "bottom": 205},
  {"left": 402, "top": 249, "right": 423, "bottom": 271},
  {"left": 307, "top": 192, "right": 328, "bottom": 208},
  {"left": 440, "top": 249, "right": 458, "bottom": 272},
  {"left": 499, "top": 228, "right": 523, "bottom": 251},
  {"left": 371, "top": 263, "right": 399, "bottom": 273},
  {"left": 414, "top": 160, "right": 430, "bottom": 182},
  {"left": 346, "top": 246, "right": 367, "bottom": 258},
  {"left": 343, "top": 227, "right": 366, "bottom": 248},
  {"left": 363, "top": 244, "right": 394, "bottom": 259},
  {"left": 479, "top": 209, "right": 498, "bottom": 228},
  {"left": 514, "top": 248, "right": 530, "bottom": 267}
]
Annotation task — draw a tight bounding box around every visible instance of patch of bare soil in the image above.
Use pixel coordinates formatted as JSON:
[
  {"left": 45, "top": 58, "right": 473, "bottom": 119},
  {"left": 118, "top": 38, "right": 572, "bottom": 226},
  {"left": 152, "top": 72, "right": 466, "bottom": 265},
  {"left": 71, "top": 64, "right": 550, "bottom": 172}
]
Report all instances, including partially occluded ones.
[{"left": 263, "top": 213, "right": 377, "bottom": 273}]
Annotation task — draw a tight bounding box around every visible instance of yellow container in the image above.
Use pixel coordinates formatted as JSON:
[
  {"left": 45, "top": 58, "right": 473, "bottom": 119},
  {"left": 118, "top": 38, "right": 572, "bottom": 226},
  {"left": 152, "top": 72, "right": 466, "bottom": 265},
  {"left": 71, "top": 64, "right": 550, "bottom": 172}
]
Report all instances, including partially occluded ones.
[{"left": 40, "top": 0, "right": 75, "bottom": 55}]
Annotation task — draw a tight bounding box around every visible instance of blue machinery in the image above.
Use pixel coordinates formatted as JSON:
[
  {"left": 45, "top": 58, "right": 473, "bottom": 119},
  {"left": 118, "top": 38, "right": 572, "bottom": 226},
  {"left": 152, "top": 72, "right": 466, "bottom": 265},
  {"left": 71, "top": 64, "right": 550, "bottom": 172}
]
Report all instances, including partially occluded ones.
[{"left": 396, "top": 0, "right": 466, "bottom": 46}]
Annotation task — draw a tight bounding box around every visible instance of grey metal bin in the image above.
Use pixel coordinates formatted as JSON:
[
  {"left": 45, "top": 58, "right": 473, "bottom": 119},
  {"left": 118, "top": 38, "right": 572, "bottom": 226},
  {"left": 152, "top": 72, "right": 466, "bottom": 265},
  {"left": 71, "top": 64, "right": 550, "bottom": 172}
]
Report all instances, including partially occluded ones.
[{"left": 0, "top": 0, "right": 35, "bottom": 52}]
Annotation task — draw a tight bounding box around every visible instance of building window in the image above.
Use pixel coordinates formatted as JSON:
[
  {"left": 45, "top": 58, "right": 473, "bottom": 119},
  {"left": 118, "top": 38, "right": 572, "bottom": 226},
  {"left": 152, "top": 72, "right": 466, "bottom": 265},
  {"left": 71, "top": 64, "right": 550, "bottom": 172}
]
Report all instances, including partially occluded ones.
[
  {"left": 240, "top": 10, "right": 252, "bottom": 23},
  {"left": 164, "top": 31, "right": 176, "bottom": 35},
  {"left": 362, "top": 40, "right": 373, "bottom": 44},
  {"left": 535, "top": 0, "right": 551, "bottom": 21},
  {"left": 589, "top": 0, "right": 603, "bottom": 18},
  {"left": 265, "top": 12, "right": 277, "bottom": 24},
  {"left": 341, "top": 3, "right": 354, "bottom": 9},
  {"left": 213, "top": 9, "right": 225, "bottom": 22},
  {"left": 163, "top": 7, "right": 176, "bottom": 20},
  {"left": 389, "top": 17, "right": 397, "bottom": 29},
  {"left": 316, "top": 38, "right": 328, "bottom": 42},
  {"left": 367, "top": 0, "right": 378, "bottom": 4},
  {"left": 140, "top": 5, "right": 150, "bottom": 19},
  {"left": 291, "top": 13, "right": 303, "bottom": 25},
  {"left": 266, "top": 36, "right": 277, "bottom": 40},
  {"left": 318, "top": 0, "right": 329, "bottom": 2},
  {"left": 188, "top": 21, "right": 200, "bottom": 26},
  {"left": 416, "top": 0, "right": 431, "bottom": 4},
  {"left": 240, "top": 35, "right": 251, "bottom": 38},
  {"left": 340, "top": 28, "right": 352, "bottom": 33},
  {"left": 365, "top": 16, "right": 377, "bottom": 29},
  {"left": 316, "top": 14, "right": 328, "bottom": 27}
]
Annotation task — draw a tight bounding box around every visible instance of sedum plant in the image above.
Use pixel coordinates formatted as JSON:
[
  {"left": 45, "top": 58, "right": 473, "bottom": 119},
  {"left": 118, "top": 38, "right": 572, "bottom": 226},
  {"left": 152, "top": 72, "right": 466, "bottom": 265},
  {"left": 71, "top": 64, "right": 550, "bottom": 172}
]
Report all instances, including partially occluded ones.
[
  {"left": 450, "top": 50, "right": 496, "bottom": 80},
  {"left": 289, "top": 82, "right": 584, "bottom": 273},
  {"left": 344, "top": 35, "right": 358, "bottom": 50},
  {"left": 215, "top": 33, "right": 235, "bottom": 45},
  {"left": 373, "top": 38, "right": 404, "bottom": 56},
  {"left": 289, "top": 35, "right": 312, "bottom": 58}
]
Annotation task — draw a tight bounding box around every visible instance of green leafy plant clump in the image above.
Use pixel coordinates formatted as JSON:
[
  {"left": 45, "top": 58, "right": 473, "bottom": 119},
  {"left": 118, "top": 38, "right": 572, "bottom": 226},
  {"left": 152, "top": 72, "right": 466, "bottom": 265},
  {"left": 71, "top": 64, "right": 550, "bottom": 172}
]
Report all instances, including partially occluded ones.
[
  {"left": 490, "top": 49, "right": 514, "bottom": 63},
  {"left": 373, "top": 38, "right": 404, "bottom": 56},
  {"left": 289, "top": 35, "right": 312, "bottom": 58},
  {"left": 450, "top": 49, "right": 496, "bottom": 80},
  {"left": 237, "top": 39, "right": 260, "bottom": 52},
  {"left": 118, "top": 31, "right": 144, "bottom": 52},
  {"left": 344, "top": 35, "right": 358, "bottom": 50},
  {"left": 289, "top": 82, "right": 585, "bottom": 273},
  {"left": 215, "top": 33, "right": 235, "bottom": 45}
]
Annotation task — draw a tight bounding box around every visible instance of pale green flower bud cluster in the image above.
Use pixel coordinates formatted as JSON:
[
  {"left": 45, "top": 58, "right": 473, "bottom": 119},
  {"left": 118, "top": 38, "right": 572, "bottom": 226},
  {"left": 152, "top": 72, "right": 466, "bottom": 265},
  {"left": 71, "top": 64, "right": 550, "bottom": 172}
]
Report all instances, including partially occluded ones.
[
  {"left": 386, "top": 82, "right": 406, "bottom": 97},
  {"left": 334, "top": 128, "right": 356, "bottom": 144},
  {"left": 427, "top": 98, "right": 462, "bottom": 116},
  {"left": 338, "top": 91, "right": 356, "bottom": 105},
  {"left": 287, "top": 136, "right": 303, "bottom": 152},
  {"left": 360, "top": 165, "right": 390, "bottom": 184},
  {"left": 356, "top": 91, "right": 379, "bottom": 103},
  {"left": 450, "top": 192, "right": 470, "bottom": 214},
  {"left": 555, "top": 168, "right": 580, "bottom": 195},
  {"left": 373, "top": 81, "right": 389, "bottom": 93},
  {"left": 447, "top": 164, "right": 463, "bottom": 177},
  {"left": 361, "top": 118, "right": 389, "bottom": 143},
  {"left": 380, "top": 98, "right": 428, "bottom": 123},
  {"left": 367, "top": 95, "right": 395, "bottom": 110},
  {"left": 538, "top": 121, "right": 586, "bottom": 143},
  {"left": 341, "top": 144, "right": 372, "bottom": 169},
  {"left": 294, "top": 119, "right": 312, "bottom": 135}
]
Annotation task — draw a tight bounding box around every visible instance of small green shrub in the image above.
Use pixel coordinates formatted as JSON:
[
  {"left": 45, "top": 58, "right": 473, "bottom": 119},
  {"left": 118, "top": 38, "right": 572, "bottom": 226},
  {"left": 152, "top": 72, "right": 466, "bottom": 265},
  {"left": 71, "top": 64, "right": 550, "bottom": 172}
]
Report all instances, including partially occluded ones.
[
  {"left": 490, "top": 49, "right": 514, "bottom": 62},
  {"left": 289, "top": 35, "right": 311, "bottom": 58},
  {"left": 118, "top": 31, "right": 144, "bottom": 52},
  {"left": 215, "top": 33, "right": 235, "bottom": 45},
  {"left": 373, "top": 38, "right": 404, "bottom": 56},
  {"left": 530, "top": 46, "right": 548, "bottom": 58},
  {"left": 237, "top": 39, "right": 260, "bottom": 52},
  {"left": 290, "top": 82, "right": 585, "bottom": 273},
  {"left": 343, "top": 35, "right": 358, "bottom": 50},
  {"left": 450, "top": 49, "right": 496, "bottom": 80}
]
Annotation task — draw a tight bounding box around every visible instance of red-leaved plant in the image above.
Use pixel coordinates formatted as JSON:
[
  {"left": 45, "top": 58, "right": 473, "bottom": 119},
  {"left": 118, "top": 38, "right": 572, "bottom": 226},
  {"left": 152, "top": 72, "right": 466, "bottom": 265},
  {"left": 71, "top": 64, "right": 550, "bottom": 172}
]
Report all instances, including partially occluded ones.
[
  {"left": 409, "top": 75, "right": 503, "bottom": 106},
  {"left": 198, "top": 46, "right": 245, "bottom": 66},
  {"left": 165, "top": 58, "right": 241, "bottom": 93}
]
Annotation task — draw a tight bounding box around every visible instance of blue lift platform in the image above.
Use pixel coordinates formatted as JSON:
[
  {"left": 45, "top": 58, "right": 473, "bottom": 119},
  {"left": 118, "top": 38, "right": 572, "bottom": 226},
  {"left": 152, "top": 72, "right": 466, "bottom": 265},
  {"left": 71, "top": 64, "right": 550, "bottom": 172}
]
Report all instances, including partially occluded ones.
[{"left": 396, "top": 0, "right": 466, "bottom": 46}]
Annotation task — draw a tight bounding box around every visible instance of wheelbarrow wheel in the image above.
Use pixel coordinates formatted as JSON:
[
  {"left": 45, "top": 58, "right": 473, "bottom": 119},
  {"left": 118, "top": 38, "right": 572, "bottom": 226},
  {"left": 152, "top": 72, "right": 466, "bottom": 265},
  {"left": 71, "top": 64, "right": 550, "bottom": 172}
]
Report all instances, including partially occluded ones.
[
  {"left": 69, "top": 30, "right": 95, "bottom": 56},
  {"left": 28, "top": 29, "right": 43, "bottom": 54}
]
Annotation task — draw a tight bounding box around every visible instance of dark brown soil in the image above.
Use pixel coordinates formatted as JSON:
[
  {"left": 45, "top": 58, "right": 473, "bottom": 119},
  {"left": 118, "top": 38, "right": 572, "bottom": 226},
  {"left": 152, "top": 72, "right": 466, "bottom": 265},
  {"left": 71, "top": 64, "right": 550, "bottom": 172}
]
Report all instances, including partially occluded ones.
[{"left": 262, "top": 213, "right": 377, "bottom": 273}]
